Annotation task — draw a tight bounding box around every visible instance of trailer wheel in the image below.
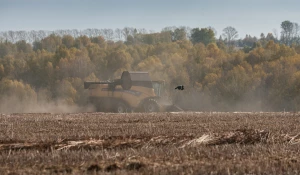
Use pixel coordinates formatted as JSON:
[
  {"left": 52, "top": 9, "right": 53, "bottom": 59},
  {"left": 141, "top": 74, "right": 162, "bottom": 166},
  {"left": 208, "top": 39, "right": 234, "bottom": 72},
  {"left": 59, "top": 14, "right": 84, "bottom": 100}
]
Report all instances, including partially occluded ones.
[
  {"left": 115, "top": 102, "right": 130, "bottom": 113},
  {"left": 144, "top": 99, "right": 159, "bottom": 112}
]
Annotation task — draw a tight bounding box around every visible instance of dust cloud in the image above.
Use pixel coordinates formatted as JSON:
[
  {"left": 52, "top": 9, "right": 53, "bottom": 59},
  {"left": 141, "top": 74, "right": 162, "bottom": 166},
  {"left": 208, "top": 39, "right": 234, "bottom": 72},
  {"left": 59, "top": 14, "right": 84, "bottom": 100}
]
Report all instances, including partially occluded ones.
[
  {"left": 151, "top": 72, "right": 268, "bottom": 112},
  {"left": 0, "top": 78, "right": 279, "bottom": 114},
  {"left": 171, "top": 89, "right": 270, "bottom": 112},
  {"left": 0, "top": 95, "right": 95, "bottom": 114}
]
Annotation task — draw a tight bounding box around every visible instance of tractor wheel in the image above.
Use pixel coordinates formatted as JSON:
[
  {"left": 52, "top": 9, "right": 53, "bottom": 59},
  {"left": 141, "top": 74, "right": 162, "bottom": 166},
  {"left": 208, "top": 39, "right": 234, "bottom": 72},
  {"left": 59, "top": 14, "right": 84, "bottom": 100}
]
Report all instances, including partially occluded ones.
[
  {"left": 143, "top": 99, "right": 160, "bottom": 112},
  {"left": 115, "top": 102, "right": 130, "bottom": 113}
]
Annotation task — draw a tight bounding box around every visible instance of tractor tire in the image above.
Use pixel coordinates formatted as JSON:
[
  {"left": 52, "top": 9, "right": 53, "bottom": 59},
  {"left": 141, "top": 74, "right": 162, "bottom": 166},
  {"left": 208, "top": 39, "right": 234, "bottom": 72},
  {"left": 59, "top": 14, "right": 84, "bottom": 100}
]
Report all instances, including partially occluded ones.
[
  {"left": 143, "top": 99, "right": 160, "bottom": 113},
  {"left": 115, "top": 102, "right": 130, "bottom": 113}
]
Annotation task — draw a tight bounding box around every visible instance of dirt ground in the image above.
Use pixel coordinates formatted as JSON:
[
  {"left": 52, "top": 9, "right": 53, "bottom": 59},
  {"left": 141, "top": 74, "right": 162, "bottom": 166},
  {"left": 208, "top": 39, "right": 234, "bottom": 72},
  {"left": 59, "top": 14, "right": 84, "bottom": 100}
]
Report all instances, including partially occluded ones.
[{"left": 0, "top": 112, "right": 300, "bottom": 174}]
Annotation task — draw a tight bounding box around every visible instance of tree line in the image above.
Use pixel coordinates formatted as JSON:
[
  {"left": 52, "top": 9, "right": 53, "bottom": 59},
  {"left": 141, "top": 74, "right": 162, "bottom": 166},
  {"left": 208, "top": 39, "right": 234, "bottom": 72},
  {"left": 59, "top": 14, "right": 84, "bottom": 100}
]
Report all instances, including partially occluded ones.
[
  {"left": 0, "top": 20, "right": 300, "bottom": 112},
  {"left": 1, "top": 20, "right": 299, "bottom": 46}
]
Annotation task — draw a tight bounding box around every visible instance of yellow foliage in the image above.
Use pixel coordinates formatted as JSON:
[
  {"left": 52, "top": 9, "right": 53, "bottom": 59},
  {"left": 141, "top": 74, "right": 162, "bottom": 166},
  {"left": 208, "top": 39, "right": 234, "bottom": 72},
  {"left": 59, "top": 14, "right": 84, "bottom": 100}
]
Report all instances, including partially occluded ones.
[
  {"left": 207, "top": 43, "right": 220, "bottom": 58},
  {"left": 247, "top": 47, "right": 265, "bottom": 64},
  {"left": 265, "top": 40, "right": 280, "bottom": 52},
  {"left": 192, "top": 43, "right": 206, "bottom": 63},
  {"left": 84, "top": 73, "right": 100, "bottom": 82},
  {"left": 62, "top": 35, "right": 75, "bottom": 48},
  {"left": 203, "top": 73, "right": 219, "bottom": 88},
  {"left": 55, "top": 79, "right": 77, "bottom": 104},
  {"left": 136, "top": 56, "right": 163, "bottom": 72},
  {"left": 45, "top": 62, "right": 53, "bottom": 75},
  {"left": 203, "top": 57, "right": 216, "bottom": 71},
  {"left": 2, "top": 33, "right": 300, "bottom": 111},
  {"left": 177, "top": 40, "right": 193, "bottom": 51},
  {"left": 107, "top": 49, "right": 133, "bottom": 75},
  {"left": 291, "top": 71, "right": 300, "bottom": 83},
  {"left": 0, "top": 79, "right": 37, "bottom": 101}
]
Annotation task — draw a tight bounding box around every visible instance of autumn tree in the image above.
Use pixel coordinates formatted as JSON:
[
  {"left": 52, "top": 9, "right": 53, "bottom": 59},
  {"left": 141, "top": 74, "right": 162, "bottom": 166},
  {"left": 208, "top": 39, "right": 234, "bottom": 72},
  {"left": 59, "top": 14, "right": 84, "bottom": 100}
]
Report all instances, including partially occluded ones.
[
  {"left": 54, "top": 79, "right": 77, "bottom": 105},
  {"left": 15, "top": 40, "right": 32, "bottom": 53},
  {"left": 173, "top": 28, "right": 187, "bottom": 41},
  {"left": 190, "top": 28, "right": 215, "bottom": 45},
  {"left": 74, "top": 36, "right": 91, "bottom": 49},
  {"left": 0, "top": 42, "right": 17, "bottom": 58},
  {"left": 0, "top": 79, "right": 37, "bottom": 106},
  {"left": 40, "top": 34, "right": 62, "bottom": 52},
  {"left": 106, "top": 49, "right": 133, "bottom": 78},
  {"left": 62, "top": 35, "right": 75, "bottom": 48},
  {"left": 162, "top": 27, "right": 187, "bottom": 41},
  {"left": 136, "top": 56, "right": 163, "bottom": 73},
  {"left": 266, "top": 33, "right": 276, "bottom": 41},
  {"left": 90, "top": 36, "right": 106, "bottom": 48}
]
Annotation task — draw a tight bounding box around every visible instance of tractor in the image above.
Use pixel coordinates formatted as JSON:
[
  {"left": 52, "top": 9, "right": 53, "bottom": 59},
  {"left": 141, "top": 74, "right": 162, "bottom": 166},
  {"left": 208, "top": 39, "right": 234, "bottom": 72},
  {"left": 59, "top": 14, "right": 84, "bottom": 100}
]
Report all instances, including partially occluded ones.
[{"left": 84, "top": 71, "right": 183, "bottom": 113}]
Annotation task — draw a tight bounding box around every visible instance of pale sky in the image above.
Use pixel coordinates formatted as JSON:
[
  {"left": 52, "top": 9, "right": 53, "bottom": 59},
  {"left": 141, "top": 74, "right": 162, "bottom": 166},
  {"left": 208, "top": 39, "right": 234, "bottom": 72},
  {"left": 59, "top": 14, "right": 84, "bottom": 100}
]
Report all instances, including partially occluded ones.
[{"left": 1, "top": 0, "right": 300, "bottom": 38}]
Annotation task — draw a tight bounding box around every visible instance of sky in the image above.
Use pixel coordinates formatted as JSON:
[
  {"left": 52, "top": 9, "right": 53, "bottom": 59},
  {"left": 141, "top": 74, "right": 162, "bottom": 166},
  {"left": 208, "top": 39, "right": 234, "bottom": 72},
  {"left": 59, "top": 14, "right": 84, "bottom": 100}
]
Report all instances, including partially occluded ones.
[{"left": 0, "top": 0, "right": 300, "bottom": 38}]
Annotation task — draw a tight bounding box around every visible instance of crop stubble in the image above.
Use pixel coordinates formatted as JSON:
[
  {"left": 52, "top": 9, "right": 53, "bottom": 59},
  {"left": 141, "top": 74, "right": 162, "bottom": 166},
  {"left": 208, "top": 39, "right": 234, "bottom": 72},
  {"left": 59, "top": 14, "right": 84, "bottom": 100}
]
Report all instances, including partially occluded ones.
[{"left": 0, "top": 112, "right": 300, "bottom": 174}]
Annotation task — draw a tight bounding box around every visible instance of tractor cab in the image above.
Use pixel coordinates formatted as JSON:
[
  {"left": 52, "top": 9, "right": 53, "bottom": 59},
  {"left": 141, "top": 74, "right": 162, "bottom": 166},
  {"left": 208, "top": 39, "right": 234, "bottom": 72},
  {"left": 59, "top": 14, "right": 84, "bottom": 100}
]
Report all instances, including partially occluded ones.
[{"left": 152, "top": 80, "right": 165, "bottom": 97}]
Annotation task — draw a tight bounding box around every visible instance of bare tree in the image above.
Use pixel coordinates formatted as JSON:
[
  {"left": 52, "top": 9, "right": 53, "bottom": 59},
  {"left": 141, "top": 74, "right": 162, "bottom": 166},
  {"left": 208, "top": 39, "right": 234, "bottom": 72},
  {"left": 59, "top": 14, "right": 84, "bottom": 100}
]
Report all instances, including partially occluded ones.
[
  {"left": 71, "top": 29, "right": 80, "bottom": 38},
  {"left": 114, "top": 28, "right": 124, "bottom": 41},
  {"left": 122, "top": 27, "right": 135, "bottom": 40},
  {"left": 55, "top": 30, "right": 67, "bottom": 37},
  {"left": 280, "top": 20, "right": 294, "bottom": 45},
  {"left": 222, "top": 26, "right": 238, "bottom": 46},
  {"left": 138, "top": 28, "right": 148, "bottom": 34},
  {"left": 273, "top": 29, "right": 279, "bottom": 40},
  {"left": 94, "top": 29, "right": 102, "bottom": 37},
  {"left": 149, "top": 30, "right": 156, "bottom": 34},
  {"left": 7, "top": 31, "right": 18, "bottom": 43},
  {"left": 101, "top": 29, "right": 114, "bottom": 41},
  {"left": 37, "top": 30, "right": 47, "bottom": 41},
  {"left": 90, "top": 28, "right": 98, "bottom": 37},
  {"left": 162, "top": 26, "right": 176, "bottom": 32},
  {"left": 106, "top": 29, "right": 114, "bottom": 41},
  {"left": 293, "top": 23, "right": 299, "bottom": 37},
  {"left": 28, "top": 31, "right": 37, "bottom": 43},
  {"left": 17, "top": 31, "right": 27, "bottom": 41},
  {"left": 293, "top": 23, "right": 300, "bottom": 44},
  {"left": 83, "top": 28, "right": 92, "bottom": 37}
]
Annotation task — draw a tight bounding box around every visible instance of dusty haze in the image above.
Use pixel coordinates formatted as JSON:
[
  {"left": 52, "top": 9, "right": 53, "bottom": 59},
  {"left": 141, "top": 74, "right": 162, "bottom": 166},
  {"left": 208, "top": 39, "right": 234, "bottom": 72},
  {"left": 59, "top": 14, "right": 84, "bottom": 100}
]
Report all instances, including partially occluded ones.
[{"left": 0, "top": 95, "right": 95, "bottom": 114}]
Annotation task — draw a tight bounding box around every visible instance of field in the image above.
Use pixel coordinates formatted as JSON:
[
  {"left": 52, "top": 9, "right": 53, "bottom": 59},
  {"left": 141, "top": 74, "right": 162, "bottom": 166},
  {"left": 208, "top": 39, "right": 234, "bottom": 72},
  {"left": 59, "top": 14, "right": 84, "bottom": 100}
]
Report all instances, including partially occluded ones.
[{"left": 0, "top": 112, "right": 300, "bottom": 175}]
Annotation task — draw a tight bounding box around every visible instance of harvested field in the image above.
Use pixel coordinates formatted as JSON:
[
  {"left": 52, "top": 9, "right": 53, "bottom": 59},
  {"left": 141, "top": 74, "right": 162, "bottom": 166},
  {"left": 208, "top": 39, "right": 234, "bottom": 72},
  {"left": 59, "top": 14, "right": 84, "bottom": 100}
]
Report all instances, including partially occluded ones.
[{"left": 0, "top": 112, "right": 300, "bottom": 174}]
